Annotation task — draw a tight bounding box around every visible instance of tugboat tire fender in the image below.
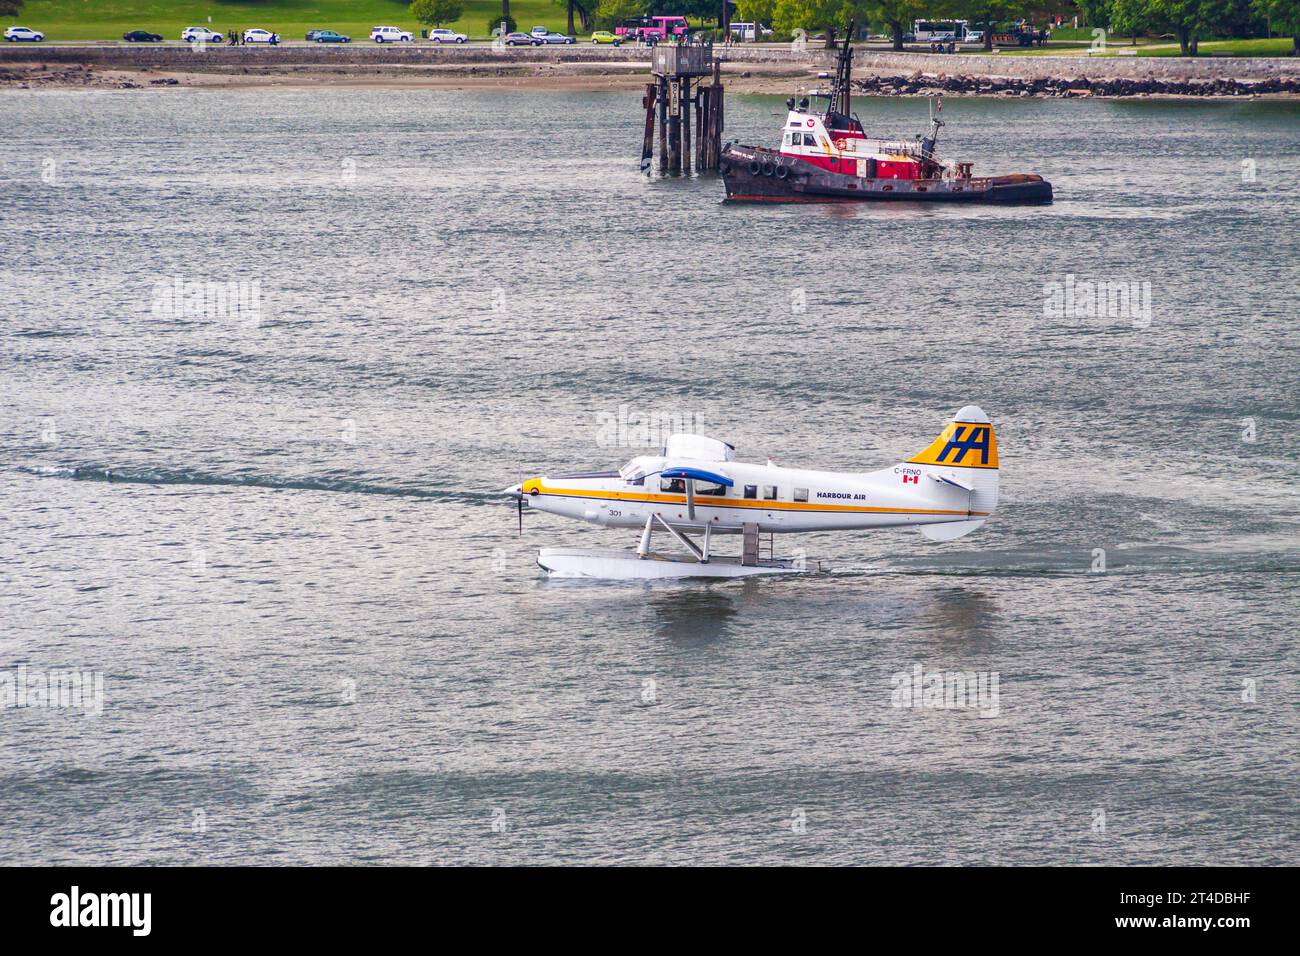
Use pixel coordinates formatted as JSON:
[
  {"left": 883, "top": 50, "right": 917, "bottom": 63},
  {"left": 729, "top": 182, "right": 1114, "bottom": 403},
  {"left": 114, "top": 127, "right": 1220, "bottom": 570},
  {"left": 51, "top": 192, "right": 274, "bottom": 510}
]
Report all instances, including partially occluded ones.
[
  {"left": 775, "top": 163, "right": 789, "bottom": 180},
  {"left": 748, "top": 159, "right": 762, "bottom": 176},
  {"left": 760, "top": 160, "right": 774, "bottom": 177}
]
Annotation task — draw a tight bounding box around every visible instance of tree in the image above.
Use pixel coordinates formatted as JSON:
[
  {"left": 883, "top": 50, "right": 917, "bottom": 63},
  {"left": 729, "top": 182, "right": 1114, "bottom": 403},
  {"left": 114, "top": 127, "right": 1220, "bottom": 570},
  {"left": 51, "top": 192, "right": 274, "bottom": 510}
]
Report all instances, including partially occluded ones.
[
  {"left": 1074, "top": 0, "right": 1113, "bottom": 28},
  {"left": 597, "top": 0, "right": 648, "bottom": 29},
  {"left": 410, "top": 0, "right": 465, "bottom": 29},
  {"left": 0, "top": 0, "right": 23, "bottom": 14},
  {"left": 1146, "top": 0, "right": 1221, "bottom": 54},
  {"left": 870, "top": 0, "right": 929, "bottom": 49},
  {"left": 766, "top": 0, "right": 871, "bottom": 47},
  {"left": 554, "top": 0, "right": 593, "bottom": 32},
  {"left": 735, "top": 0, "right": 776, "bottom": 35},
  {"left": 1255, "top": 0, "right": 1300, "bottom": 52},
  {"left": 956, "top": 0, "right": 1024, "bottom": 49},
  {"left": 1109, "top": 0, "right": 1151, "bottom": 43}
]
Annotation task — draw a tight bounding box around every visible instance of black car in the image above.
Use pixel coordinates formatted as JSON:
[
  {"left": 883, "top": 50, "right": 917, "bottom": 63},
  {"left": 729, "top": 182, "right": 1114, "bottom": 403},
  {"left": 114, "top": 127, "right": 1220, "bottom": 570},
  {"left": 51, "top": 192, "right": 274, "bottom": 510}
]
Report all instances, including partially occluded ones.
[{"left": 123, "top": 30, "right": 164, "bottom": 42}]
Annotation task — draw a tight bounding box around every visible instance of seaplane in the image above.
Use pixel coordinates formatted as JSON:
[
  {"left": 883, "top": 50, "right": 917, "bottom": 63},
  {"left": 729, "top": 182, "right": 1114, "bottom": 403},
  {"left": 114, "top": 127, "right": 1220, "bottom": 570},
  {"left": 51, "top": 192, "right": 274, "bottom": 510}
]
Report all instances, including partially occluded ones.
[{"left": 504, "top": 406, "right": 999, "bottom": 579}]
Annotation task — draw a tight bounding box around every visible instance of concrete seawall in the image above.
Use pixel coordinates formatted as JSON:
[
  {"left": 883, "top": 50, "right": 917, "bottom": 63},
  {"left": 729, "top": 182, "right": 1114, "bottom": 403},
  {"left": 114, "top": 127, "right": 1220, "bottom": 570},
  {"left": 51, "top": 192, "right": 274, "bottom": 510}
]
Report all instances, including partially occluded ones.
[{"left": 4, "top": 44, "right": 1299, "bottom": 82}]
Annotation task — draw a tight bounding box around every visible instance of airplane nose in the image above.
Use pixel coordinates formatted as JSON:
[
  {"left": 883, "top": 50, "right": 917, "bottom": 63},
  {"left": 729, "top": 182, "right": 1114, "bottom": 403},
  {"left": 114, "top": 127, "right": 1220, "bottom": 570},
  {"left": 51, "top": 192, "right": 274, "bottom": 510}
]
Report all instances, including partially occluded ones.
[{"left": 502, "top": 484, "right": 523, "bottom": 499}]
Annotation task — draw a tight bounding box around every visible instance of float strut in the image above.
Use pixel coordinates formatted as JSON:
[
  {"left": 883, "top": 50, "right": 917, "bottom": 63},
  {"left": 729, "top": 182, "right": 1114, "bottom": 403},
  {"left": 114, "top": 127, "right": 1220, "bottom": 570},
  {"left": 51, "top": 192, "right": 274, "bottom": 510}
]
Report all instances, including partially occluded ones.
[
  {"left": 652, "top": 514, "right": 703, "bottom": 562},
  {"left": 637, "top": 514, "right": 653, "bottom": 557}
]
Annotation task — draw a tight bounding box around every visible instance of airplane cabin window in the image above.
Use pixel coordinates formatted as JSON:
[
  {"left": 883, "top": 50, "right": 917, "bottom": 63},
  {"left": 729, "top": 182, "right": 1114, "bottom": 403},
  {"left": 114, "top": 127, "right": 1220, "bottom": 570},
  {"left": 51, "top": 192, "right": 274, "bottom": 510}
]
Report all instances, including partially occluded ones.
[
  {"left": 763, "top": 485, "right": 778, "bottom": 500},
  {"left": 744, "top": 485, "right": 757, "bottom": 499},
  {"left": 696, "top": 482, "right": 726, "bottom": 496},
  {"left": 793, "top": 488, "right": 809, "bottom": 502}
]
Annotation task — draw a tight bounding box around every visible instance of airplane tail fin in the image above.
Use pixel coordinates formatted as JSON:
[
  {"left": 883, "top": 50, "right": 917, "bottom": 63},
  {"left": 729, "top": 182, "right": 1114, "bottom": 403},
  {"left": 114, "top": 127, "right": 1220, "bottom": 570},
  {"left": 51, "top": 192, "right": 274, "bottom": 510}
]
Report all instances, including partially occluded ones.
[{"left": 905, "top": 405, "right": 999, "bottom": 542}]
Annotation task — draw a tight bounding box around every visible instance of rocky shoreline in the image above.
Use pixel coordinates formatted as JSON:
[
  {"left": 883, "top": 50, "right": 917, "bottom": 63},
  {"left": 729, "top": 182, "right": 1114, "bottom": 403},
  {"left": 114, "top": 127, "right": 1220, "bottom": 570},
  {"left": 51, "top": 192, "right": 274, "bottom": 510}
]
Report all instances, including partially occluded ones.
[{"left": 854, "top": 71, "right": 1300, "bottom": 97}]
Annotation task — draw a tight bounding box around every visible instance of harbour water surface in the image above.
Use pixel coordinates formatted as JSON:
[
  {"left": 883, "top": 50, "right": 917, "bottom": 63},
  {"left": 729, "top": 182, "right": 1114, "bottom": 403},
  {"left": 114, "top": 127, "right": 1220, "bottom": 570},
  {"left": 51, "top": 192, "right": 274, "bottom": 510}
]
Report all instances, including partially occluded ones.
[{"left": 1, "top": 88, "right": 1297, "bottom": 864}]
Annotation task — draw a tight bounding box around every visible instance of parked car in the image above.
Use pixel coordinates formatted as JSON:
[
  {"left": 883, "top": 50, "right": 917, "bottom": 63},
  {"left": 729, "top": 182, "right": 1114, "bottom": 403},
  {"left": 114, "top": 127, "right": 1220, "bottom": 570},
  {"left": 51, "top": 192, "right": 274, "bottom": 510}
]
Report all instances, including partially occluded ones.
[
  {"left": 530, "top": 26, "right": 549, "bottom": 39},
  {"left": 540, "top": 32, "right": 575, "bottom": 45},
  {"left": 306, "top": 29, "right": 325, "bottom": 41},
  {"left": 427, "top": 28, "right": 467, "bottom": 44},
  {"left": 123, "top": 30, "right": 163, "bottom": 42},
  {"left": 313, "top": 30, "right": 351, "bottom": 43},
  {"left": 370, "top": 26, "right": 412, "bottom": 43},
  {"left": 242, "top": 29, "right": 277, "bottom": 44},
  {"left": 590, "top": 31, "right": 622, "bottom": 45},
  {"left": 182, "top": 26, "right": 223, "bottom": 43},
  {"left": 4, "top": 26, "right": 45, "bottom": 42},
  {"left": 962, "top": 30, "right": 984, "bottom": 44},
  {"left": 503, "top": 32, "right": 539, "bottom": 46}
]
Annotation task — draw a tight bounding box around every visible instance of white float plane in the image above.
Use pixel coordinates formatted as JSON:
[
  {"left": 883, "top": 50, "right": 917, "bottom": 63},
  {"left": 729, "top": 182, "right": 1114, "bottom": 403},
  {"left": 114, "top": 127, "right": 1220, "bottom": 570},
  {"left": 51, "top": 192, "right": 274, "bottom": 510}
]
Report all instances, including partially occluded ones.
[{"left": 505, "top": 405, "right": 999, "bottom": 579}]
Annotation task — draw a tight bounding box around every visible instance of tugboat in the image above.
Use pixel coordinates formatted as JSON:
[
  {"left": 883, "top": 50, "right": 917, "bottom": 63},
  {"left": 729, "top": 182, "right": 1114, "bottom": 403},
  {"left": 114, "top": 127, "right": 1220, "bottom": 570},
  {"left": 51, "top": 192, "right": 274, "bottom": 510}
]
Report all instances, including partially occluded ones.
[{"left": 720, "top": 29, "right": 1053, "bottom": 204}]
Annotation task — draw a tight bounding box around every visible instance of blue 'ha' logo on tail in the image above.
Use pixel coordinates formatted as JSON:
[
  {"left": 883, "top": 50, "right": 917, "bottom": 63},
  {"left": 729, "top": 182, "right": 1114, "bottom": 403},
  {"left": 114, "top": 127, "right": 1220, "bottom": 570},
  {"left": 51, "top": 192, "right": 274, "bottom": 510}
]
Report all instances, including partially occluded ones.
[{"left": 936, "top": 426, "right": 990, "bottom": 465}]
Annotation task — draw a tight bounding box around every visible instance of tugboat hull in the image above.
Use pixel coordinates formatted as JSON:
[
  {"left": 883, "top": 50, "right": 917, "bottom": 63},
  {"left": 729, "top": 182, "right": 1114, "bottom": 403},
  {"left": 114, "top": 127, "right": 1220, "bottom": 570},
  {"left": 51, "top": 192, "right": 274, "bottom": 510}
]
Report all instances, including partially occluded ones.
[{"left": 720, "top": 145, "right": 1053, "bottom": 205}]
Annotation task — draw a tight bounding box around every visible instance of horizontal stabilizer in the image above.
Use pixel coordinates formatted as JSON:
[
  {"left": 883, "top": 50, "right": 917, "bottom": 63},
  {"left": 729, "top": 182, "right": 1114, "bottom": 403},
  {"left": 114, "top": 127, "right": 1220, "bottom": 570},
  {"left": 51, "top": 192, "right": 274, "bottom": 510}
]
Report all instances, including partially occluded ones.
[{"left": 929, "top": 471, "right": 974, "bottom": 492}]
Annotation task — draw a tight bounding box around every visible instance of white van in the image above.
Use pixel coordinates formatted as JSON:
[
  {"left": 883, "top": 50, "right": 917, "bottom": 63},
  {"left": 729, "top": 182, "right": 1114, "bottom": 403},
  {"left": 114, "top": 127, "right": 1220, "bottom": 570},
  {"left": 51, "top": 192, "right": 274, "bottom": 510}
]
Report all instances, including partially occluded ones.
[{"left": 728, "top": 22, "right": 772, "bottom": 41}]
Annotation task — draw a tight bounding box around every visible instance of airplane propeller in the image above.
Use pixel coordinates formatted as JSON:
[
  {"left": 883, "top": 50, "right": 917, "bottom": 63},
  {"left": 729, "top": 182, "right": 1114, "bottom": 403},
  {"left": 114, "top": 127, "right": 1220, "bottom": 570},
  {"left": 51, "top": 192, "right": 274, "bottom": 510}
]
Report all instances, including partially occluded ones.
[{"left": 503, "top": 484, "right": 524, "bottom": 536}]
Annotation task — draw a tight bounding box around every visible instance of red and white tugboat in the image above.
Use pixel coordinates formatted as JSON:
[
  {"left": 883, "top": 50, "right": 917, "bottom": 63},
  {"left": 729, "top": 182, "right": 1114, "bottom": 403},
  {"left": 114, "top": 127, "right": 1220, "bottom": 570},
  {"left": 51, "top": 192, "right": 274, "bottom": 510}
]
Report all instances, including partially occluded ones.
[{"left": 720, "top": 32, "right": 1052, "bottom": 204}]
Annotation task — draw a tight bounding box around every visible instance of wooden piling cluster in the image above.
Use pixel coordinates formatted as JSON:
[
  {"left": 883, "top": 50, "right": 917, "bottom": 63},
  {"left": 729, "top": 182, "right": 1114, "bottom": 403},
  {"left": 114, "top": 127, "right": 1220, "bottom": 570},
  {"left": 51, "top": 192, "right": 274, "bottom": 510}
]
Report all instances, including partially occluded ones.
[{"left": 642, "top": 44, "right": 723, "bottom": 175}]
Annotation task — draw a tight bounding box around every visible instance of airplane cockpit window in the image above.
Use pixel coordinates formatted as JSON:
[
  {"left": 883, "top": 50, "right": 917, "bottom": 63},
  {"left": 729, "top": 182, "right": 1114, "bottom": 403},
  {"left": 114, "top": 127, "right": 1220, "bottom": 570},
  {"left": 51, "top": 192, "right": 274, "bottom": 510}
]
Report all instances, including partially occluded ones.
[{"left": 660, "top": 477, "right": 686, "bottom": 493}]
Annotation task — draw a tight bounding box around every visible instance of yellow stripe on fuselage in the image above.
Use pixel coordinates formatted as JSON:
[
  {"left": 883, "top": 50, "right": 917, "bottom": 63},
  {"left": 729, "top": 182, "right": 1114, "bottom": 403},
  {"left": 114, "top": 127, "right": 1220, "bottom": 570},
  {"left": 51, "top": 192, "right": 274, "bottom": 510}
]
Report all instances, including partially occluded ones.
[{"left": 526, "top": 482, "right": 986, "bottom": 518}]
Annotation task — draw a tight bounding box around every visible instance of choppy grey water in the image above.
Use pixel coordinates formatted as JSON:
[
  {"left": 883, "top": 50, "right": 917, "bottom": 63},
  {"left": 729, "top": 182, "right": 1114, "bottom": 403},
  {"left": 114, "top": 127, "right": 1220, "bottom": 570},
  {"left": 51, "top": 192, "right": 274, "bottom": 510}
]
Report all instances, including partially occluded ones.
[{"left": 1, "top": 87, "right": 1297, "bottom": 865}]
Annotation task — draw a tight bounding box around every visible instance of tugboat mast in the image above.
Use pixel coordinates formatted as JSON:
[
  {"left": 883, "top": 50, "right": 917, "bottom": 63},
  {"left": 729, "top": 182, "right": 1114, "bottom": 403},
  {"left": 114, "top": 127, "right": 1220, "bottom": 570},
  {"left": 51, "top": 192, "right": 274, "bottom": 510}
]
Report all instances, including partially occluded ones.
[{"left": 830, "top": 24, "right": 853, "bottom": 119}]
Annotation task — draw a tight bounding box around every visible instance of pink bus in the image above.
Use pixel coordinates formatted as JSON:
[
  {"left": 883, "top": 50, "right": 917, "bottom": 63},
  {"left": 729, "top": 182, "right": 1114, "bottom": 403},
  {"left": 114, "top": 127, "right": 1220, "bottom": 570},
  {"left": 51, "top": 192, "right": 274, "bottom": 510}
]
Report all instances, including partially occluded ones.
[{"left": 615, "top": 16, "right": 689, "bottom": 41}]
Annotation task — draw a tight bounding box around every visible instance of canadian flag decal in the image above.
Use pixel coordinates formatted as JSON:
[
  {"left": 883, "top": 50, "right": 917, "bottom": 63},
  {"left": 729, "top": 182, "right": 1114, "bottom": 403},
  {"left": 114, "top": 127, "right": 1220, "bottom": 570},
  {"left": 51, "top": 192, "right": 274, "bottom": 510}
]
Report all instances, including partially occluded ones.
[{"left": 903, "top": 474, "right": 919, "bottom": 484}]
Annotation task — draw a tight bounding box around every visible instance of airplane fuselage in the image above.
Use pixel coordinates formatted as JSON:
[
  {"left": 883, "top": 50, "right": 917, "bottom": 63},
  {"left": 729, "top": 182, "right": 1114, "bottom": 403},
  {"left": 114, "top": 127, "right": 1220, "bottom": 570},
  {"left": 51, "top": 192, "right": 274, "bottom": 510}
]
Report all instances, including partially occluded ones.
[{"left": 519, "top": 456, "right": 986, "bottom": 535}]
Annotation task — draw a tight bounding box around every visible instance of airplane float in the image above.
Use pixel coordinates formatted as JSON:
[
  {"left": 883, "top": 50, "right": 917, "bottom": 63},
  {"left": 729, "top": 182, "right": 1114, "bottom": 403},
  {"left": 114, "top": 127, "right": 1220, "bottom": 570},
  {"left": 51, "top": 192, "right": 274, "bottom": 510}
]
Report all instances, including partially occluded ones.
[{"left": 504, "top": 405, "right": 999, "bottom": 579}]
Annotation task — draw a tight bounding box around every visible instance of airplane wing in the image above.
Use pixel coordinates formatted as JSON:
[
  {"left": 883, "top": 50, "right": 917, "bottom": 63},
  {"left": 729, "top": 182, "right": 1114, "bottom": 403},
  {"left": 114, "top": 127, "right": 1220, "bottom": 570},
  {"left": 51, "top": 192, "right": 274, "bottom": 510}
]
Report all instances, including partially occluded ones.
[
  {"left": 657, "top": 467, "right": 734, "bottom": 487},
  {"left": 657, "top": 467, "right": 733, "bottom": 521}
]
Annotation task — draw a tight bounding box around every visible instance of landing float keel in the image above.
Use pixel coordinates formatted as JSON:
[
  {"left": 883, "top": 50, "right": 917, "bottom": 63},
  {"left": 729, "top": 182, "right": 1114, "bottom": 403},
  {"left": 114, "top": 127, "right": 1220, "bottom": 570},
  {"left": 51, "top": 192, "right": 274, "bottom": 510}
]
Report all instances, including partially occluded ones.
[{"left": 537, "top": 548, "right": 814, "bottom": 580}]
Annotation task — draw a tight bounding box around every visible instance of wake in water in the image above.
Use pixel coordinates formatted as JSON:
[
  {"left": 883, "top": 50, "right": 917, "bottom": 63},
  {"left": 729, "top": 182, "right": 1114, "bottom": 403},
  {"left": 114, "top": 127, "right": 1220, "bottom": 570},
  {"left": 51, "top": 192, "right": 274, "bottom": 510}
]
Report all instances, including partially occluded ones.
[{"left": 17, "top": 464, "right": 496, "bottom": 505}]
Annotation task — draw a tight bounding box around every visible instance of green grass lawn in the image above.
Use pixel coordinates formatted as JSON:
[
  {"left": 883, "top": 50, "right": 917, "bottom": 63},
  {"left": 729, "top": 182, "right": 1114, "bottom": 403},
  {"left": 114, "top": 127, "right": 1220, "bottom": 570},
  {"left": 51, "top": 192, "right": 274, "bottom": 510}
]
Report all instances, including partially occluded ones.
[
  {"left": 998, "top": 35, "right": 1293, "bottom": 57},
  {"left": 1136, "top": 37, "right": 1295, "bottom": 57},
  {"left": 9, "top": 0, "right": 579, "bottom": 41}
]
